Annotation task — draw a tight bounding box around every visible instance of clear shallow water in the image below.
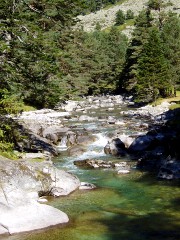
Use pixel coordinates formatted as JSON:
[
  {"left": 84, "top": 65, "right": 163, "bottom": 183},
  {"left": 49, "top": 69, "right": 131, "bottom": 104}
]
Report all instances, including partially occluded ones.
[
  {"left": 2, "top": 107, "right": 180, "bottom": 240},
  {"left": 4, "top": 170, "right": 180, "bottom": 240}
]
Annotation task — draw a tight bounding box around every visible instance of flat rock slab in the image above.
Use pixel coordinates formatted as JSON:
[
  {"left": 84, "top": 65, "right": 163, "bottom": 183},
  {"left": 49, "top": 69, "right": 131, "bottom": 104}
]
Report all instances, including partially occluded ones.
[{"left": 0, "top": 203, "right": 69, "bottom": 235}]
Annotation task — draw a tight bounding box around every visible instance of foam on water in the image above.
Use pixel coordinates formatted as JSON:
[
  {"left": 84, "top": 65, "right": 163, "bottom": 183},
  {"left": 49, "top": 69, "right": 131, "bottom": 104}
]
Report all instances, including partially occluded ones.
[{"left": 56, "top": 132, "right": 108, "bottom": 170}]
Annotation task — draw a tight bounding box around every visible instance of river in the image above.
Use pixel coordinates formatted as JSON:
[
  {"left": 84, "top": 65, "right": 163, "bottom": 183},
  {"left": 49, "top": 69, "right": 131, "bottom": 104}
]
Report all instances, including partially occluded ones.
[{"left": 1, "top": 104, "right": 180, "bottom": 240}]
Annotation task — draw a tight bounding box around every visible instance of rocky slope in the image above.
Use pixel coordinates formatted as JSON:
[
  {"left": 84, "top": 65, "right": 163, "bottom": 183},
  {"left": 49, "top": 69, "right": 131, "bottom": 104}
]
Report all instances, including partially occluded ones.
[{"left": 76, "top": 0, "right": 180, "bottom": 36}]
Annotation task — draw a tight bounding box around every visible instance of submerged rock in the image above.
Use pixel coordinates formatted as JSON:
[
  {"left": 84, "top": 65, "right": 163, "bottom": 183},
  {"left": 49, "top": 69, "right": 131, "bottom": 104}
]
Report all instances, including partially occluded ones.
[{"left": 79, "top": 182, "right": 96, "bottom": 190}]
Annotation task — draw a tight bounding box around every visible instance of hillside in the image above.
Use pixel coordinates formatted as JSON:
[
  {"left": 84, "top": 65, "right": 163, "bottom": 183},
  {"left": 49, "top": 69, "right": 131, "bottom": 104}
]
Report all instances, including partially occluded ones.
[{"left": 76, "top": 0, "right": 180, "bottom": 36}]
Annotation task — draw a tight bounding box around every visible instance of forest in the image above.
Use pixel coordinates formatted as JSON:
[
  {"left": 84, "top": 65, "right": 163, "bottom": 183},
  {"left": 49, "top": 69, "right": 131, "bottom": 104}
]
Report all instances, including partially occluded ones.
[{"left": 0, "top": 0, "right": 180, "bottom": 153}]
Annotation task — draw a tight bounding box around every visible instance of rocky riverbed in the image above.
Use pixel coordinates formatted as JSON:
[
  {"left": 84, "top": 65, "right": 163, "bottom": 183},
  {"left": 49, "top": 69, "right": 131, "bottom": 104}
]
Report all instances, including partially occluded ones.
[{"left": 1, "top": 94, "right": 179, "bottom": 236}]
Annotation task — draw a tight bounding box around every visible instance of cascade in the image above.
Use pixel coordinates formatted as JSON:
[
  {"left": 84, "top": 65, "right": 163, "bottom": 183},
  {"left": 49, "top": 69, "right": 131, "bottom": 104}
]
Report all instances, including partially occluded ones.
[{"left": 57, "top": 136, "right": 68, "bottom": 152}]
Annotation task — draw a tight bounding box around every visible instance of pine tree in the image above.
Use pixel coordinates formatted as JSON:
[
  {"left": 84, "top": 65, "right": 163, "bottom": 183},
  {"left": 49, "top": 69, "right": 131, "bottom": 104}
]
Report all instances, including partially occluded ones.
[
  {"left": 136, "top": 27, "right": 171, "bottom": 102},
  {"left": 115, "top": 9, "right": 125, "bottom": 26},
  {"left": 119, "top": 9, "right": 154, "bottom": 92},
  {"left": 0, "top": 0, "right": 86, "bottom": 108},
  {"left": 126, "top": 9, "right": 134, "bottom": 20},
  {"left": 161, "top": 12, "right": 180, "bottom": 95}
]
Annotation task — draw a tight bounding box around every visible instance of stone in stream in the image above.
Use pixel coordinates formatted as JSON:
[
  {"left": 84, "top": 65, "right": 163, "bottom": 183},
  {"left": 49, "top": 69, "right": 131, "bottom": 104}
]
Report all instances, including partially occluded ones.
[
  {"left": 74, "top": 159, "right": 130, "bottom": 170},
  {"left": 117, "top": 169, "right": 130, "bottom": 174},
  {"left": 79, "top": 182, "right": 96, "bottom": 190},
  {"left": 104, "top": 138, "right": 127, "bottom": 156},
  {"left": 128, "top": 134, "right": 156, "bottom": 153},
  {"left": 68, "top": 145, "right": 87, "bottom": 156}
]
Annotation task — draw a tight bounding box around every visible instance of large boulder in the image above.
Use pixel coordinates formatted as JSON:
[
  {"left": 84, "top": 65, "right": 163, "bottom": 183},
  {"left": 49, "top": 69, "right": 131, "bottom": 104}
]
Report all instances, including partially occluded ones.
[
  {"left": 0, "top": 203, "right": 69, "bottom": 235},
  {"left": 0, "top": 157, "right": 80, "bottom": 235},
  {"left": 104, "top": 138, "right": 126, "bottom": 156},
  {"left": 128, "top": 134, "right": 156, "bottom": 153}
]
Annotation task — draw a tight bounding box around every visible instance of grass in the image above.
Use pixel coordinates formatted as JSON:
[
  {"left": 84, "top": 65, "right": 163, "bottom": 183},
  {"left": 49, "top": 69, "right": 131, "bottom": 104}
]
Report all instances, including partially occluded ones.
[
  {"left": 0, "top": 151, "right": 19, "bottom": 160},
  {"left": 104, "top": 0, "right": 127, "bottom": 10},
  {"left": 104, "top": 19, "right": 135, "bottom": 33},
  {"left": 169, "top": 103, "right": 180, "bottom": 110},
  {"left": 152, "top": 91, "right": 180, "bottom": 109},
  {"left": 27, "top": 158, "right": 45, "bottom": 163}
]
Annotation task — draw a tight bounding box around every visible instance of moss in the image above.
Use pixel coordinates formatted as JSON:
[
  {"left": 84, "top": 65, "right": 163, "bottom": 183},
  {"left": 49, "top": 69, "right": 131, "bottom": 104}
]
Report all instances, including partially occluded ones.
[
  {"left": 28, "top": 158, "right": 45, "bottom": 163},
  {"left": 0, "top": 151, "right": 18, "bottom": 160},
  {"left": 169, "top": 103, "right": 180, "bottom": 110}
]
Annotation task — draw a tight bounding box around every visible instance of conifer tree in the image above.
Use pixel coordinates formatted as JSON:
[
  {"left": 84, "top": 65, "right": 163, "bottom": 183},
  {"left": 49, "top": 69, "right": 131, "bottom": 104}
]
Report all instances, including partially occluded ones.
[
  {"left": 0, "top": 0, "right": 85, "bottom": 108},
  {"left": 115, "top": 9, "right": 125, "bottom": 26},
  {"left": 119, "top": 9, "right": 153, "bottom": 92},
  {"left": 161, "top": 12, "right": 180, "bottom": 95},
  {"left": 136, "top": 27, "right": 171, "bottom": 102}
]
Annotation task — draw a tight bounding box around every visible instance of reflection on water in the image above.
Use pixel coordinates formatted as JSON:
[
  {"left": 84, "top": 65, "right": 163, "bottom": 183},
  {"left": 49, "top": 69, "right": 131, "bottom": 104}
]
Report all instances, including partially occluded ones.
[{"left": 2, "top": 107, "right": 180, "bottom": 240}]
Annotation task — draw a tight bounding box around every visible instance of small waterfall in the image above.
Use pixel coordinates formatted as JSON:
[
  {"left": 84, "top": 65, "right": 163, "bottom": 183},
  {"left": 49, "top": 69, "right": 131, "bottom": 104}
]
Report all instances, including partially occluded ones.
[
  {"left": 91, "top": 132, "right": 109, "bottom": 147},
  {"left": 73, "top": 132, "right": 108, "bottom": 161},
  {"left": 57, "top": 136, "right": 68, "bottom": 152}
]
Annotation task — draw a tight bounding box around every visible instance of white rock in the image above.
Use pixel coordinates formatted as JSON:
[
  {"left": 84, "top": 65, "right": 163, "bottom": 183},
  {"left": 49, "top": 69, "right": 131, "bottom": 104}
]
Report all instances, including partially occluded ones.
[
  {"left": 118, "top": 170, "right": 130, "bottom": 174},
  {"left": 0, "top": 203, "right": 69, "bottom": 235},
  {"left": 38, "top": 198, "right": 48, "bottom": 203},
  {"left": 79, "top": 182, "right": 96, "bottom": 190}
]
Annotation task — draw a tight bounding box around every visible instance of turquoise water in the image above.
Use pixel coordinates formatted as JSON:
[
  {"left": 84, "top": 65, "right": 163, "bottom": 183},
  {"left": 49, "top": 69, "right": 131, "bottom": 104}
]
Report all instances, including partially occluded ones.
[
  {"left": 2, "top": 107, "right": 180, "bottom": 240},
  {"left": 4, "top": 169, "right": 180, "bottom": 240}
]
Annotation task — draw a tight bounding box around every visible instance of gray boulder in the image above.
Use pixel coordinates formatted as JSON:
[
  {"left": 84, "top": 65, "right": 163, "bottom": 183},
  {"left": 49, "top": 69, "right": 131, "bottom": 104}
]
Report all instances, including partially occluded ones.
[
  {"left": 128, "top": 135, "right": 156, "bottom": 153},
  {"left": 0, "top": 157, "right": 80, "bottom": 235},
  {"left": 104, "top": 138, "right": 126, "bottom": 156},
  {"left": 68, "top": 145, "right": 87, "bottom": 156}
]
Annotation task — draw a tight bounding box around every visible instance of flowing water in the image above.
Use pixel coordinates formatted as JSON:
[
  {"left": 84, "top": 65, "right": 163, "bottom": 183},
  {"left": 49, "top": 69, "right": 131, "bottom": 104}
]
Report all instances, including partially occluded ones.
[{"left": 2, "top": 106, "right": 180, "bottom": 240}]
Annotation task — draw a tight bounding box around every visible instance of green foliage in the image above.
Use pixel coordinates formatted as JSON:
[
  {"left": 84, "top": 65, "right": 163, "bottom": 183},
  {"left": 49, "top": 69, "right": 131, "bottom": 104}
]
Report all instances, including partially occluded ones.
[
  {"left": 115, "top": 10, "right": 125, "bottom": 26},
  {"left": 135, "top": 27, "right": 171, "bottom": 102},
  {"left": 0, "top": 0, "right": 86, "bottom": 108},
  {"left": 119, "top": 9, "right": 154, "bottom": 92},
  {"left": 118, "top": 3, "right": 180, "bottom": 103},
  {"left": 0, "top": 118, "right": 14, "bottom": 153},
  {"left": 0, "top": 89, "right": 24, "bottom": 115},
  {"left": 0, "top": 0, "right": 86, "bottom": 155},
  {"left": 160, "top": 12, "right": 180, "bottom": 91},
  {"left": 58, "top": 27, "right": 127, "bottom": 96},
  {"left": 126, "top": 9, "right": 134, "bottom": 20},
  {"left": 84, "top": 0, "right": 119, "bottom": 13}
]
